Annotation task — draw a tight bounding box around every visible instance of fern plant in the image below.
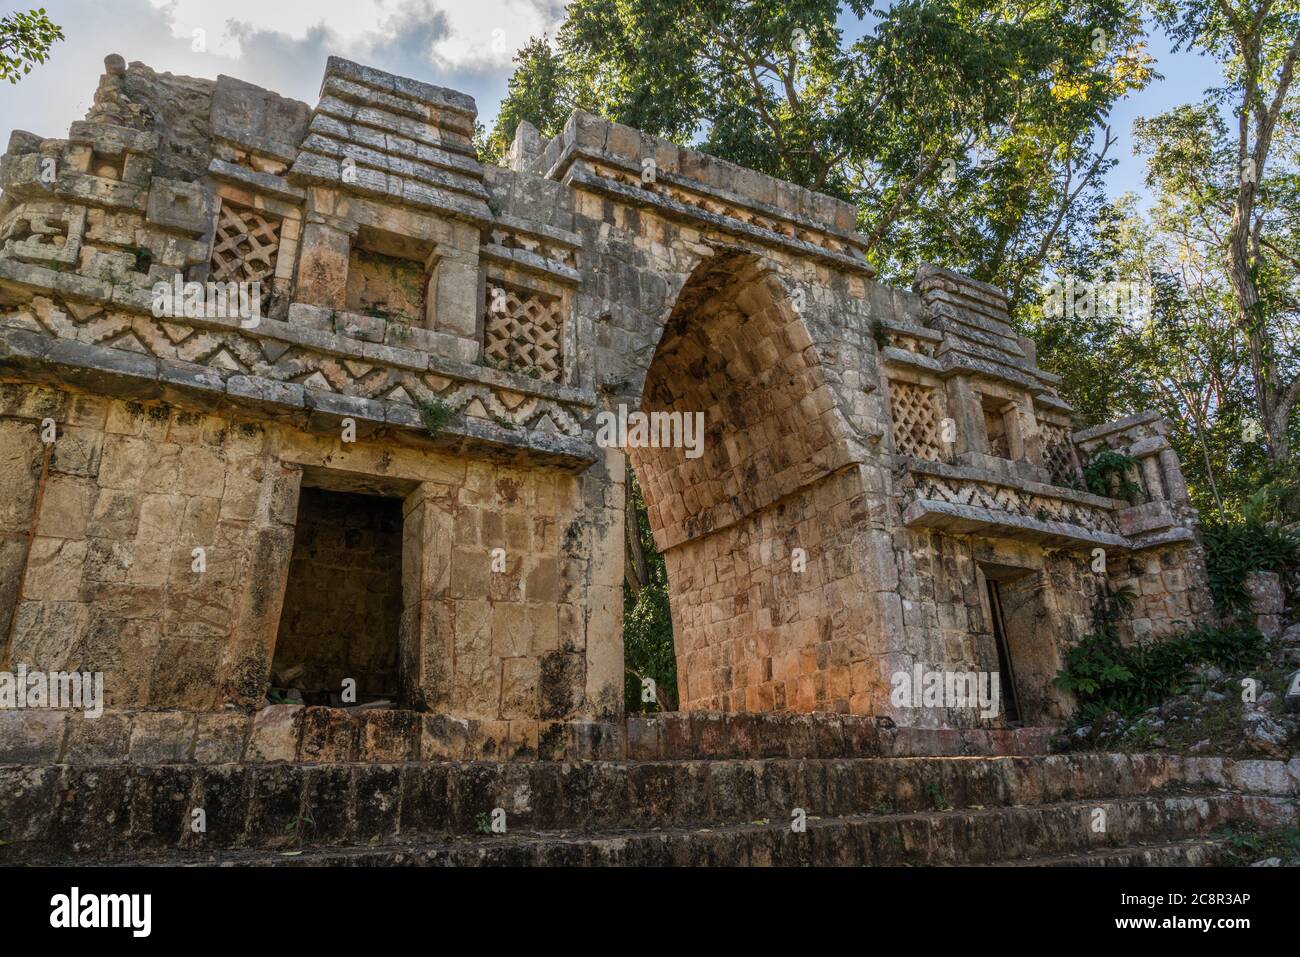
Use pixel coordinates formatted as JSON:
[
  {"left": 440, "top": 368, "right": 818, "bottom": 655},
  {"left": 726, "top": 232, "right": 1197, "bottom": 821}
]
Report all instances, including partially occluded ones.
[
  {"left": 1201, "top": 520, "right": 1300, "bottom": 619},
  {"left": 1053, "top": 584, "right": 1139, "bottom": 719},
  {"left": 1054, "top": 585, "right": 1267, "bottom": 722},
  {"left": 1081, "top": 449, "right": 1143, "bottom": 502}
]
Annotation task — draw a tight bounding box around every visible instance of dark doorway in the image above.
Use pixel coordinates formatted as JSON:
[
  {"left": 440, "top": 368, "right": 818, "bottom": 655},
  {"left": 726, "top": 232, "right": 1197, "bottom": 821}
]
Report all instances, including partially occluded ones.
[
  {"left": 271, "top": 486, "right": 403, "bottom": 706},
  {"left": 985, "top": 580, "right": 1022, "bottom": 725}
]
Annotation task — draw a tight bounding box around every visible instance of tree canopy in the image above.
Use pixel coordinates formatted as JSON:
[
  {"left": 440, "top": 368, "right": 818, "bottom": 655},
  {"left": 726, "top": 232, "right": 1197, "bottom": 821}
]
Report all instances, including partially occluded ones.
[
  {"left": 482, "top": 0, "right": 1154, "bottom": 296},
  {"left": 0, "top": 7, "right": 63, "bottom": 84}
]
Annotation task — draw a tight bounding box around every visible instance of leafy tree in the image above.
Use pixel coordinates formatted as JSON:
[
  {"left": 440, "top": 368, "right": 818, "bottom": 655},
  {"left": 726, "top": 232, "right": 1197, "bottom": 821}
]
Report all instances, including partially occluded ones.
[
  {"left": 1145, "top": 0, "right": 1300, "bottom": 464},
  {"left": 1025, "top": 189, "right": 1272, "bottom": 519},
  {"left": 1028, "top": 0, "right": 1300, "bottom": 515},
  {"left": 854, "top": 0, "right": 1152, "bottom": 299},
  {"left": 622, "top": 475, "right": 678, "bottom": 712},
  {"left": 480, "top": 37, "right": 581, "bottom": 164},
  {"left": 486, "top": 0, "right": 1154, "bottom": 291},
  {"left": 0, "top": 7, "right": 62, "bottom": 84}
]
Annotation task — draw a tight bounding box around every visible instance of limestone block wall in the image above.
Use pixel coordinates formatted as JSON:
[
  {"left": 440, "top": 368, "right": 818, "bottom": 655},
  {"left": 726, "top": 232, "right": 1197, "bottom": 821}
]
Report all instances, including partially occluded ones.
[
  {"left": 270, "top": 427, "right": 625, "bottom": 734},
  {"left": 1074, "top": 412, "right": 1215, "bottom": 640},
  {"left": 0, "top": 383, "right": 299, "bottom": 711},
  {"left": 881, "top": 526, "right": 1104, "bottom": 727},
  {"left": 532, "top": 111, "right": 897, "bottom": 720},
  {"left": 0, "top": 382, "right": 621, "bottom": 744},
  {"left": 664, "top": 466, "right": 882, "bottom": 713},
  {"left": 0, "top": 50, "right": 1223, "bottom": 746},
  {"left": 856, "top": 269, "right": 1217, "bottom": 727}
]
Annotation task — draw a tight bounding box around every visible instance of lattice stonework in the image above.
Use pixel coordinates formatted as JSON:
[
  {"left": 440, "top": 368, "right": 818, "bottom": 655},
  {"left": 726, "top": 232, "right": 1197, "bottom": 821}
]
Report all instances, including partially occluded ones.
[
  {"left": 210, "top": 200, "right": 281, "bottom": 313},
  {"left": 889, "top": 379, "right": 944, "bottom": 461},
  {"left": 913, "top": 476, "right": 1120, "bottom": 535},
  {"left": 1039, "top": 420, "right": 1080, "bottom": 487},
  {"left": 483, "top": 280, "right": 563, "bottom": 382}
]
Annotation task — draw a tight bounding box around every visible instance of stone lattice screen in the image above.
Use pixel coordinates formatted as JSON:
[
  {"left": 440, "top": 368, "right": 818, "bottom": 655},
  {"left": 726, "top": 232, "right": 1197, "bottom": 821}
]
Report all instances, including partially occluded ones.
[
  {"left": 209, "top": 198, "right": 282, "bottom": 313},
  {"left": 888, "top": 379, "right": 945, "bottom": 461},
  {"left": 909, "top": 474, "right": 1122, "bottom": 535},
  {"left": 1038, "top": 420, "right": 1080, "bottom": 487},
  {"left": 483, "top": 279, "right": 564, "bottom": 382}
]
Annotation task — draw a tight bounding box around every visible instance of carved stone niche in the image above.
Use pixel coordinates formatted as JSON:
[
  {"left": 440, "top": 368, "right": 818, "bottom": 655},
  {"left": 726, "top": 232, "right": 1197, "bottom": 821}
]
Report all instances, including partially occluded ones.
[
  {"left": 0, "top": 202, "right": 85, "bottom": 267},
  {"left": 345, "top": 225, "right": 435, "bottom": 327}
]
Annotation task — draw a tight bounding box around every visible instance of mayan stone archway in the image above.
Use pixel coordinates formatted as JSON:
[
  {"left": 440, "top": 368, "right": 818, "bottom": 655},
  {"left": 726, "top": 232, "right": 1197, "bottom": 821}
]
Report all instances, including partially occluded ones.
[
  {"left": 627, "top": 251, "right": 872, "bottom": 712},
  {"left": 0, "top": 54, "right": 1216, "bottom": 765}
]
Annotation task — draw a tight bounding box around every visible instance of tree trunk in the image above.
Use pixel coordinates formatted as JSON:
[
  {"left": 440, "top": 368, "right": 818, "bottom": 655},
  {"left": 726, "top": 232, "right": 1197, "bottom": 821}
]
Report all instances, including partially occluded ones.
[
  {"left": 624, "top": 478, "right": 648, "bottom": 595},
  {"left": 1224, "top": 26, "right": 1300, "bottom": 465}
]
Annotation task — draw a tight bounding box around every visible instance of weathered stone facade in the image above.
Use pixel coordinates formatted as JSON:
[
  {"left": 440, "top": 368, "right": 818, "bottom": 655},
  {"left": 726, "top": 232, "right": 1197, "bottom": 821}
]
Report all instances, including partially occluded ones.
[{"left": 0, "top": 53, "right": 1214, "bottom": 754}]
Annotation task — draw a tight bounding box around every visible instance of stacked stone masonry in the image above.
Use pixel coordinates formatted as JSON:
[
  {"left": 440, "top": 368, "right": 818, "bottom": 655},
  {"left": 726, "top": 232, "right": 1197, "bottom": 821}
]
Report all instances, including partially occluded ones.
[
  {"left": 0, "top": 53, "right": 1216, "bottom": 757},
  {"left": 3, "top": 741, "right": 1297, "bottom": 864}
]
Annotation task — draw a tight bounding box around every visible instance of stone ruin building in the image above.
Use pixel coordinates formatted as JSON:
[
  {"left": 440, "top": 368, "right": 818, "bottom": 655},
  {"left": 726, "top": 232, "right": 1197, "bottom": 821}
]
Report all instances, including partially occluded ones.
[{"left": 0, "top": 53, "right": 1217, "bottom": 776}]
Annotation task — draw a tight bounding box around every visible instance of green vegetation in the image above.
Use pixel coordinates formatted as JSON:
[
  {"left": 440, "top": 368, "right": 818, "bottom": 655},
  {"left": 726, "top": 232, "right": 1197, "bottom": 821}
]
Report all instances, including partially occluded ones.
[
  {"left": 1213, "top": 820, "right": 1300, "bottom": 865},
  {"left": 1025, "top": 0, "right": 1300, "bottom": 505},
  {"left": 129, "top": 247, "right": 153, "bottom": 275},
  {"left": 282, "top": 808, "right": 317, "bottom": 846},
  {"left": 1202, "top": 521, "right": 1300, "bottom": 618},
  {"left": 926, "top": 783, "right": 951, "bottom": 811},
  {"left": 622, "top": 475, "right": 678, "bottom": 713},
  {"left": 0, "top": 8, "right": 62, "bottom": 84},
  {"left": 416, "top": 398, "right": 455, "bottom": 437},
  {"left": 482, "top": 0, "right": 1153, "bottom": 300},
  {"left": 1081, "top": 449, "right": 1142, "bottom": 501},
  {"left": 1054, "top": 585, "right": 1268, "bottom": 721}
]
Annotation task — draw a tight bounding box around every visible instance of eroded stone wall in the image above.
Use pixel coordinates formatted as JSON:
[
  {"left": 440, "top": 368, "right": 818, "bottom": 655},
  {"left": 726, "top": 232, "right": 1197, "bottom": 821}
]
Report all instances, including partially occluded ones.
[
  {"left": 884, "top": 527, "right": 1104, "bottom": 726},
  {"left": 664, "top": 467, "right": 882, "bottom": 713},
  {"left": 0, "top": 381, "right": 622, "bottom": 746},
  {"left": 0, "top": 382, "right": 299, "bottom": 711}
]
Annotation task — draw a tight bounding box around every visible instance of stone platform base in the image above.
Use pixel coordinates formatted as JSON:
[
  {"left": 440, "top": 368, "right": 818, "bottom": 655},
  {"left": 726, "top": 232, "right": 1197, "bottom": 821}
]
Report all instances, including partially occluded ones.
[
  {"left": 1, "top": 752, "right": 1295, "bottom": 865},
  {"left": 0, "top": 706, "right": 1056, "bottom": 767}
]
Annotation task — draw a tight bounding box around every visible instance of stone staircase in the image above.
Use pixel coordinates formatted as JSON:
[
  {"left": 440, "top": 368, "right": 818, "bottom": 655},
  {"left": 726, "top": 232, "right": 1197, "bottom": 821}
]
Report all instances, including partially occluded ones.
[
  {"left": 3, "top": 751, "right": 1296, "bottom": 866},
  {"left": 203, "top": 793, "right": 1285, "bottom": 867}
]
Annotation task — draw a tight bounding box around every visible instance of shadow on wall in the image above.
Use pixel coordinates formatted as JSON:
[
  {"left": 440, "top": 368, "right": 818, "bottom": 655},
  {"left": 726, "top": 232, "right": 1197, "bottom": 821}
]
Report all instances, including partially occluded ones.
[{"left": 271, "top": 486, "right": 403, "bottom": 706}]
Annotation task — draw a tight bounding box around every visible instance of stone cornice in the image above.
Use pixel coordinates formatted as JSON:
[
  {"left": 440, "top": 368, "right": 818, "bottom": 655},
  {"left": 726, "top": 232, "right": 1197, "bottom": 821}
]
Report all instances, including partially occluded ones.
[
  {"left": 563, "top": 159, "right": 875, "bottom": 276},
  {"left": 0, "top": 324, "right": 598, "bottom": 470}
]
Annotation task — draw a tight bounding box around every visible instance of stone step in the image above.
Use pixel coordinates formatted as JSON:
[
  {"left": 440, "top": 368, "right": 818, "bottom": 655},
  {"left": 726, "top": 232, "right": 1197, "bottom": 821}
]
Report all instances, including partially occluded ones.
[
  {"left": 0, "top": 708, "right": 1059, "bottom": 767},
  {"left": 6, "top": 752, "right": 1280, "bottom": 863},
  {"left": 990, "top": 839, "right": 1227, "bottom": 867},
  {"left": 627, "top": 714, "right": 1058, "bottom": 760},
  {"left": 156, "top": 794, "right": 1290, "bottom": 867},
  {"left": 7, "top": 754, "right": 1294, "bottom": 864}
]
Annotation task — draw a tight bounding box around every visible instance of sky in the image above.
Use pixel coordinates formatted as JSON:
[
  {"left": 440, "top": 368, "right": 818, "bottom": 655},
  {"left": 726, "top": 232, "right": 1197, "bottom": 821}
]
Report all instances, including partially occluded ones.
[{"left": 0, "top": 0, "right": 1218, "bottom": 201}]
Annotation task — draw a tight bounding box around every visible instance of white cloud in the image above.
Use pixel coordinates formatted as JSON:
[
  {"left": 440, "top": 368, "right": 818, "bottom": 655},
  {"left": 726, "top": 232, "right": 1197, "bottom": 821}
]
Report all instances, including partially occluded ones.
[
  {"left": 426, "top": 0, "right": 560, "bottom": 69},
  {"left": 148, "top": 0, "right": 561, "bottom": 70},
  {"left": 1, "top": 0, "right": 566, "bottom": 151},
  {"left": 153, "top": 0, "right": 394, "bottom": 53}
]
